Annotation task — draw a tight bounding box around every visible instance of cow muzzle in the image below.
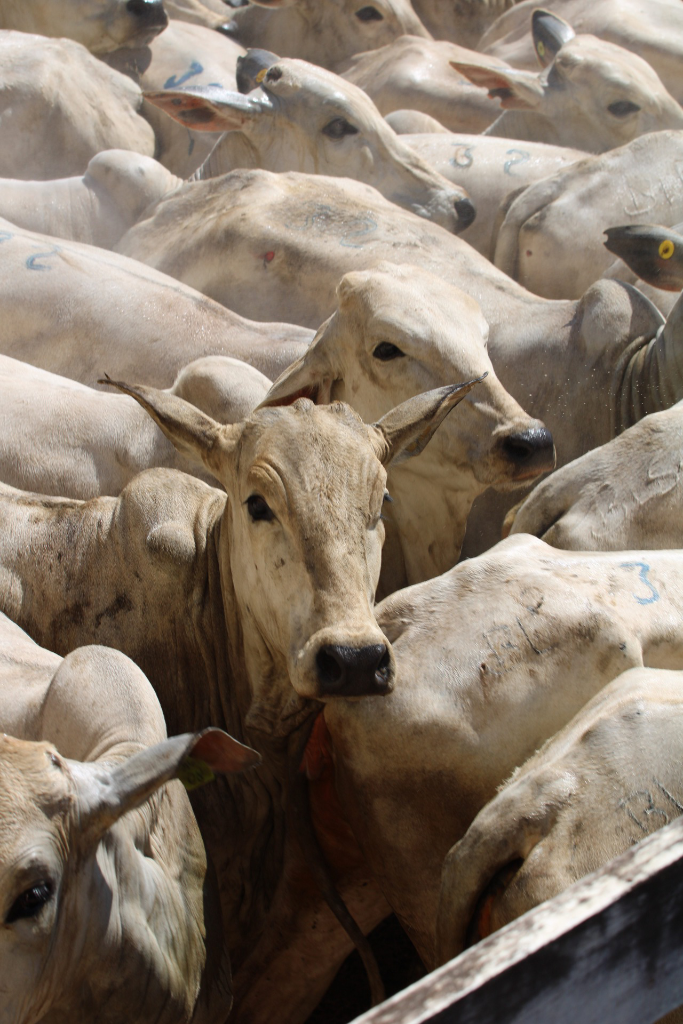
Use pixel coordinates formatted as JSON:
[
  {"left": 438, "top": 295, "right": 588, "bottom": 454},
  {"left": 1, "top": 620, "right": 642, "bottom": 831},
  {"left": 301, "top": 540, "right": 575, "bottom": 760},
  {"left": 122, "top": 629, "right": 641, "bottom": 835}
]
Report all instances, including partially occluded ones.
[
  {"left": 454, "top": 197, "right": 476, "bottom": 232},
  {"left": 497, "top": 424, "right": 555, "bottom": 481},
  {"left": 126, "top": 0, "right": 169, "bottom": 29},
  {"left": 316, "top": 643, "right": 393, "bottom": 697}
]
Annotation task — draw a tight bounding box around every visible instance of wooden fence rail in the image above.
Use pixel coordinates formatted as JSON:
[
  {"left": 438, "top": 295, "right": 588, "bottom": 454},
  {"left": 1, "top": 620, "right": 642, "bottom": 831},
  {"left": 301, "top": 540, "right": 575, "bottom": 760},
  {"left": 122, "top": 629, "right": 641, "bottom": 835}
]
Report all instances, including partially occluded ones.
[{"left": 351, "top": 815, "right": 683, "bottom": 1024}]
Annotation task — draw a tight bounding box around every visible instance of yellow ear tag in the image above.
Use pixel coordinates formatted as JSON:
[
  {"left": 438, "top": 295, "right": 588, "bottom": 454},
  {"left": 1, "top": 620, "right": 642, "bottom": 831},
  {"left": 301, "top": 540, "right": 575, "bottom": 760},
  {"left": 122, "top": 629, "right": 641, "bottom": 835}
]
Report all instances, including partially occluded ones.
[
  {"left": 177, "top": 757, "right": 215, "bottom": 792},
  {"left": 537, "top": 40, "right": 546, "bottom": 57},
  {"left": 255, "top": 68, "right": 268, "bottom": 84},
  {"left": 659, "top": 239, "right": 675, "bottom": 260}
]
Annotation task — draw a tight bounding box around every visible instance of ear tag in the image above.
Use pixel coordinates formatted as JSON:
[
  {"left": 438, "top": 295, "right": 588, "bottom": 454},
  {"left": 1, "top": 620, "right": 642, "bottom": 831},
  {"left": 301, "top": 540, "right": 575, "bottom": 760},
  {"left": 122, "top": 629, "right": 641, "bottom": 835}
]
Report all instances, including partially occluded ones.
[
  {"left": 659, "top": 239, "right": 675, "bottom": 260},
  {"left": 536, "top": 40, "right": 545, "bottom": 58},
  {"left": 255, "top": 68, "right": 268, "bottom": 84},
  {"left": 177, "top": 756, "right": 215, "bottom": 791}
]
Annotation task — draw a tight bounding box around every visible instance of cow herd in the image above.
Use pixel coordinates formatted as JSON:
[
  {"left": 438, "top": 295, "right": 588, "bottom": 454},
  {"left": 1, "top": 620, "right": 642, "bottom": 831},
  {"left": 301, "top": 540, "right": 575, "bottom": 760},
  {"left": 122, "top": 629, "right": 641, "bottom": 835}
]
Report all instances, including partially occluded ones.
[{"left": 2, "top": 1, "right": 683, "bottom": 1022}]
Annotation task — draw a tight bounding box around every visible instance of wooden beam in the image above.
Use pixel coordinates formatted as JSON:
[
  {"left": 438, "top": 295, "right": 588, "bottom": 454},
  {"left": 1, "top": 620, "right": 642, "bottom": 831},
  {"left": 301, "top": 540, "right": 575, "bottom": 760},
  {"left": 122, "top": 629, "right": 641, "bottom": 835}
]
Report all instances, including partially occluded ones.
[{"left": 351, "top": 815, "right": 683, "bottom": 1024}]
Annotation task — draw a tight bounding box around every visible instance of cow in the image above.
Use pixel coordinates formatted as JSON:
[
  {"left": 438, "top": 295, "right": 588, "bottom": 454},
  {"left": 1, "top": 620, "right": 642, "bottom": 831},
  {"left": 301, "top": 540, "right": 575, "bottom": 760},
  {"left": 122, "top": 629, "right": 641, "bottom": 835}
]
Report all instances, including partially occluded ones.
[
  {"left": 263, "top": 263, "right": 554, "bottom": 593},
  {"left": 320, "top": 536, "right": 683, "bottom": 973},
  {"left": 0, "top": 151, "right": 180, "bottom": 250},
  {"left": 507, "top": 398, "right": 683, "bottom": 554},
  {"left": 0, "top": 31, "right": 156, "bottom": 180},
  {"left": 479, "top": 0, "right": 683, "bottom": 108},
  {"left": 146, "top": 59, "right": 475, "bottom": 234},
  {"left": 493, "top": 132, "right": 683, "bottom": 300},
  {"left": 0, "top": 610, "right": 260, "bottom": 1024},
  {"left": 0, "top": 221, "right": 311, "bottom": 386},
  {"left": 164, "top": 0, "right": 233, "bottom": 30},
  {"left": 410, "top": 0, "right": 515, "bottom": 50},
  {"left": 0, "top": 0, "right": 167, "bottom": 54},
  {"left": 436, "top": 667, "right": 683, "bottom": 973},
  {"left": 0, "top": 353, "right": 270, "bottom": 498},
  {"left": 0, "top": 379, "right": 477, "bottom": 1022},
  {"left": 400, "top": 133, "right": 582, "bottom": 259},
  {"left": 452, "top": 11, "right": 683, "bottom": 154},
  {"left": 338, "top": 36, "right": 504, "bottom": 134},
  {"left": 220, "top": 0, "right": 430, "bottom": 72},
  {"left": 113, "top": 166, "right": 672, "bottom": 553}
]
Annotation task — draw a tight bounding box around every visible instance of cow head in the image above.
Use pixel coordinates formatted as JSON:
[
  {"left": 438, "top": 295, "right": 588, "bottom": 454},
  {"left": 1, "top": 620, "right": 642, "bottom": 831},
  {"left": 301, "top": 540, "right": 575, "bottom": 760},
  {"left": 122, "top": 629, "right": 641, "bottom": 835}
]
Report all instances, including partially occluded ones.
[
  {"left": 452, "top": 10, "right": 683, "bottom": 152},
  {"left": 262, "top": 265, "right": 554, "bottom": 584},
  {"left": 0, "top": 728, "right": 259, "bottom": 1023},
  {"left": 101, "top": 377, "right": 478, "bottom": 699},
  {"left": 0, "top": 0, "right": 168, "bottom": 54},
  {"left": 145, "top": 58, "right": 475, "bottom": 234}
]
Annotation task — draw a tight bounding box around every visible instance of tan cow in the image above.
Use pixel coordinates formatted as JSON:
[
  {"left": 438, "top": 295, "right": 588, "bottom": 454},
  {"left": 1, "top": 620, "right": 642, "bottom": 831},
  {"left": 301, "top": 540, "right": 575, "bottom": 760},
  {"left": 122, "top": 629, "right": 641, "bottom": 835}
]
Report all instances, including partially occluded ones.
[
  {"left": 0, "top": 353, "right": 270, "bottom": 498},
  {"left": 0, "top": 32, "right": 156, "bottom": 181},
  {"left": 0, "top": 221, "right": 311, "bottom": 385},
  {"left": 0, "top": 0, "right": 167, "bottom": 53},
  {"left": 508, "top": 397, "right": 683, "bottom": 553},
  {"left": 338, "top": 36, "right": 505, "bottom": 134},
  {"left": 321, "top": 536, "right": 683, "bottom": 971},
  {"left": 411, "top": 0, "right": 514, "bottom": 49},
  {"left": 164, "top": 0, "right": 232, "bottom": 30},
  {"left": 0, "top": 610, "right": 260, "bottom": 1024},
  {"left": 437, "top": 667, "right": 683, "bottom": 968},
  {"left": 0, "top": 381, "right": 476, "bottom": 1022},
  {"left": 264, "top": 263, "right": 554, "bottom": 593},
  {"left": 494, "top": 132, "right": 683, "bottom": 300},
  {"left": 453, "top": 12, "right": 683, "bottom": 154},
  {"left": 221, "top": 0, "right": 430, "bottom": 72}
]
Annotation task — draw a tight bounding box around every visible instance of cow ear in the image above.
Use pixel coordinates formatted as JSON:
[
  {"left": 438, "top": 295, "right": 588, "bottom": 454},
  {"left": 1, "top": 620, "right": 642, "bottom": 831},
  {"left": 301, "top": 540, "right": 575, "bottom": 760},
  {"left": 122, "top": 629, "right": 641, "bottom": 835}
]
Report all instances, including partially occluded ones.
[
  {"left": 370, "top": 377, "right": 485, "bottom": 467},
  {"left": 98, "top": 376, "right": 241, "bottom": 480},
  {"left": 236, "top": 49, "right": 281, "bottom": 93},
  {"left": 259, "top": 316, "right": 338, "bottom": 407},
  {"left": 75, "top": 729, "right": 261, "bottom": 844},
  {"left": 532, "top": 9, "right": 575, "bottom": 67},
  {"left": 144, "top": 86, "right": 272, "bottom": 132},
  {"left": 450, "top": 62, "right": 545, "bottom": 110}
]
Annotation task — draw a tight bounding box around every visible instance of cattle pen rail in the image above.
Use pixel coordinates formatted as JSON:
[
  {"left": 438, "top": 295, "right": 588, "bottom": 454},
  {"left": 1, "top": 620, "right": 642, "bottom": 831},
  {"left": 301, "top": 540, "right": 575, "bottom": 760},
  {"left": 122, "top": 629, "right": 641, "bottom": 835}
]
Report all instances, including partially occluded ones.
[{"left": 350, "top": 815, "right": 683, "bottom": 1024}]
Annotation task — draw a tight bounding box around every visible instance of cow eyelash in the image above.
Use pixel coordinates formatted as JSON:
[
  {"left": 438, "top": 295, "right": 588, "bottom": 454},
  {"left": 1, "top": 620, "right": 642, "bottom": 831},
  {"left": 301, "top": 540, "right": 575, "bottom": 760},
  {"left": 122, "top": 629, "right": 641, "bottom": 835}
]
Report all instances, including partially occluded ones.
[{"left": 245, "top": 494, "right": 275, "bottom": 522}]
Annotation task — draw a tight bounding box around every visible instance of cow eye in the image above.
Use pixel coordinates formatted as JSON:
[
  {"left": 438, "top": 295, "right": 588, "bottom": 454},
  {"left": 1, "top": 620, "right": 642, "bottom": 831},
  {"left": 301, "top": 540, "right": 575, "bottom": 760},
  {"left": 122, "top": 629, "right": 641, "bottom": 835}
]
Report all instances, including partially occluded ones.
[
  {"left": 322, "top": 117, "right": 359, "bottom": 140},
  {"left": 355, "top": 5, "right": 384, "bottom": 19},
  {"left": 373, "top": 342, "right": 405, "bottom": 361},
  {"left": 246, "top": 494, "right": 274, "bottom": 522},
  {"left": 6, "top": 880, "right": 54, "bottom": 924},
  {"left": 607, "top": 100, "right": 641, "bottom": 118}
]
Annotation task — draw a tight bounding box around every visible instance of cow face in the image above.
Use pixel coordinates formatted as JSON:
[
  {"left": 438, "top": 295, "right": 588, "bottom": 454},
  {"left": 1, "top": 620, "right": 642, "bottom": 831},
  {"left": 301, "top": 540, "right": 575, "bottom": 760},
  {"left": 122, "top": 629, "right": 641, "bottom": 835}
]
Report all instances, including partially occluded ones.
[
  {"left": 102, "top": 379, "right": 478, "bottom": 699},
  {"left": 0, "top": 0, "right": 168, "bottom": 54},
  {"left": 145, "top": 60, "right": 475, "bottom": 234},
  {"left": 0, "top": 729, "right": 257, "bottom": 1023}
]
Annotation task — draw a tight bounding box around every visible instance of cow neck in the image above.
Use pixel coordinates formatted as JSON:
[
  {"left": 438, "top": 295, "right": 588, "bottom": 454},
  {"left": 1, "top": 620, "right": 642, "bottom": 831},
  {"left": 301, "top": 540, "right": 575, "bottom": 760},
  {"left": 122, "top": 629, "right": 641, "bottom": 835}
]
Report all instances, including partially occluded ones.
[{"left": 614, "top": 318, "right": 683, "bottom": 434}]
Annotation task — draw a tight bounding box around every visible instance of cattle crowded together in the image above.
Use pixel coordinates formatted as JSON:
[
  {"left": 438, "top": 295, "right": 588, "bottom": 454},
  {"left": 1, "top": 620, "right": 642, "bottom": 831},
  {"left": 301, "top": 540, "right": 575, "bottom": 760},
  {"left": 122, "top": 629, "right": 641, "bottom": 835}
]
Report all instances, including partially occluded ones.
[{"left": 2, "top": 0, "right": 683, "bottom": 1021}]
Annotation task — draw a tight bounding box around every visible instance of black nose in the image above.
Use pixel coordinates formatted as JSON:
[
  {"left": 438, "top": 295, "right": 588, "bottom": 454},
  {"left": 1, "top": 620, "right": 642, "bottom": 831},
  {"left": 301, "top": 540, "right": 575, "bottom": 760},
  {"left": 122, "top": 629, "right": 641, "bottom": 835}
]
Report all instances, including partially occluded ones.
[
  {"left": 500, "top": 426, "right": 555, "bottom": 473},
  {"left": 454, "top": 197, "right": 476, "bottom": 231},
  {"left": 316, "top": 644, "right": 392, "bottom": 697},
  {"left": 126, "top": 0, "right": 168, "bottom": 26}
]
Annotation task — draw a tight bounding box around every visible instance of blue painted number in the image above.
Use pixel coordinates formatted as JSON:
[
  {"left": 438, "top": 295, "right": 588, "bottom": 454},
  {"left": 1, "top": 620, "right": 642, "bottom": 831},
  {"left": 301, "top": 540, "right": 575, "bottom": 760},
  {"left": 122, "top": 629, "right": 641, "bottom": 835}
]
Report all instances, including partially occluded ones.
[
  {"left": 164, "top": 61, "right": 203, "bottom": 89},
  {"left": 620, "top": 561, "right": 660, "bottom": 605}
]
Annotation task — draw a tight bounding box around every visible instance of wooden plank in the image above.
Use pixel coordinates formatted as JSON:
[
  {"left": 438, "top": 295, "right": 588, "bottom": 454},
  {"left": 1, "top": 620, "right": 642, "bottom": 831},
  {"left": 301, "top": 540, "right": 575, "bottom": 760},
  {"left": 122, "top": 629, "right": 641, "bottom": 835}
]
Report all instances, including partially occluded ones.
[{"left": 351, "top": 815, "right": 683, "bottom": 1024}]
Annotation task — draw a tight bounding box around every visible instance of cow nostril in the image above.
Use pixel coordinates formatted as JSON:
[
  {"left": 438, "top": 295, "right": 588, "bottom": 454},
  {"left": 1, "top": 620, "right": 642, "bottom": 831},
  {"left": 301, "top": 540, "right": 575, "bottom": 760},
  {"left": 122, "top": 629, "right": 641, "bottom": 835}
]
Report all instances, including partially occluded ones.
[
  {"left": 126, "top": 0, "right": 168, "bottom": 22},
  {"left": 501, "top": 426, "right": 555, "bottom": 468},
  {"left": 375, "top": 647, "right": 391, "bottom": 687},
  {"left": 316, "top": 647, "right": 345, "bottom": 688},
  {"left": 315, "top": 643, "right": 392, "bottom": 696},
  {"left": 454, "top": 197, "right": 476, "bottom": 230}
]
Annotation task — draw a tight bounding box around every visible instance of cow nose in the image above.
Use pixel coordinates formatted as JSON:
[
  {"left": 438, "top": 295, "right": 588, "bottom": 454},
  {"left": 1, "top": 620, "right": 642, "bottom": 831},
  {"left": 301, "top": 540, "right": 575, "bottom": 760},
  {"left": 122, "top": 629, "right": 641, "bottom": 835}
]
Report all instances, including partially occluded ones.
[
  {"left": 126, "top": 0, "right": 169, "bottom": 26},
  {"left": 500, "top": 426, "right": 555, "bottom": 474},
  {"left": 454, "top": 197, "right": 476, "bottom": 230},
  {"left": 316, "top": 644, "right": 392, "bottom": 697}
]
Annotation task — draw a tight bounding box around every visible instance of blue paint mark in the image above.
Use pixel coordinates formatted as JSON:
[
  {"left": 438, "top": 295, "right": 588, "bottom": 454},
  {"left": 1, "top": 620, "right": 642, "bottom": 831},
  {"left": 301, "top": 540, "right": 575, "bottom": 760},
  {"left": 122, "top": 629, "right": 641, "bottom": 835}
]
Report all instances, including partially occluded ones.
[
  {"left": 620, "top": 561, "right": 660, "bottom": 605},
  {"left": 504, "top": 149, "right": 530, "bottom": 176},
  {"left": 450, "top": 145, "right": 474, "bottom": 170},
  {"left": 208, "top": 82, "right": 223, "bottom": 88},
  {"left": 339, "top": 216, "right": 378, "bottom": 248},
  {"left": 0, "top": 231, "right": 13, "bottom": 244},
  {"left": 164, "top": 61, "right": 203, "bottom": 89},
  {"left": 26, "top": 248, "right": 60, "bottom": 271}
]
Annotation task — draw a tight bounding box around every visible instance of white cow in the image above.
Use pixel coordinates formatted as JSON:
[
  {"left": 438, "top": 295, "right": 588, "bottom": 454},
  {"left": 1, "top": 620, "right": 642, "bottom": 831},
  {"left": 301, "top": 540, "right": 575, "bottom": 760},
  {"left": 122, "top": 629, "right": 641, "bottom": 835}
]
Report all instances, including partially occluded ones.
[
  {"left": 338, "top": 36, "right": 504, "bottom": 134},
  {"left": 508, "top": 398, "right": 683, "bottom": 554},
  {"left": 320, "top": 536, "right": 683, "bottom": 969},
  {"left": 480, "top": 0, "right": 683, "bottom": 107},
  {"left": 221, "top": 0, "right": 430, "bottom": 72},
  {"left": 0, "top": 31, "right": 156, "bottom": 180},
  {"left": 164, "top": 0, "right": 232, "bottom": 30},
  {"left": 0, "top": 354, "right": 270, "bottom": 498},
  {"left": 0, "top": 0, "right": 168, "bottom": 53},
  {"left": 264, "top": 263, "right": 554, "bottom": 592},
  {"left": 0, "top": 220, "right": 311, "bottom": 385},
  {"left": 410, "top": 0, "right": 514, "bottom": 49},
  {"left": 0, "top": 151, "right": 180, "bottom": 249},
  {"left": 493, "top": 132, "right": 683, "bottom": 300},
  {"left": 147, "top": 60, "right": 475, "bottom": 233},
  {"left": 437, "top": 667, "right": 683, "bottom": 969},
  {"left": 0, "top": 610, "right": 260, "bottom": 1024}
]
